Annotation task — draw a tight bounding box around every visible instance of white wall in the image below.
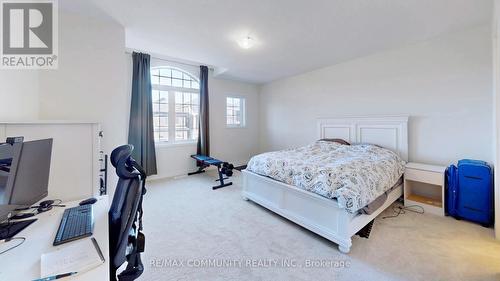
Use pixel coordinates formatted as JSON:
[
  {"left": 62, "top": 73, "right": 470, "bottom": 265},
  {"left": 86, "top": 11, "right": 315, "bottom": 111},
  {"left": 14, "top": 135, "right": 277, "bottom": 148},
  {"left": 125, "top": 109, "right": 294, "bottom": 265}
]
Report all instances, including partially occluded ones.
[
  {"left": 38, "top": 11, "right": 128, "bottom": 158},
  {"left": 0, "top": 71, "right": 39, "bottom": 120},
  {"left": 209, "top": 77, "right": 260, "bottom": 165},
  {"left": 259, "top": 25, "right": 493, "bottom": 166}
]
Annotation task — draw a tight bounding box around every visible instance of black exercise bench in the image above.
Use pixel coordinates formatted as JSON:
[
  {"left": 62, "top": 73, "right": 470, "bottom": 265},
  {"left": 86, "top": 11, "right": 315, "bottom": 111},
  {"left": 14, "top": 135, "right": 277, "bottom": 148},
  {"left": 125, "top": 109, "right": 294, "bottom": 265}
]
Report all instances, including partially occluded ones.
[{"left": 188, "top": 155, "right": 234, "bottom": 190}]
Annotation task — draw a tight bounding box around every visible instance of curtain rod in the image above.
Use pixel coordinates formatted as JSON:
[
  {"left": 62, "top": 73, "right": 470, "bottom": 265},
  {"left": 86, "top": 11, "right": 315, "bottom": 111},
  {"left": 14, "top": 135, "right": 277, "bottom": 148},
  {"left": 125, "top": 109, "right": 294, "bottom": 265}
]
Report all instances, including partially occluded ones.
[{"left": 125, "top": 48, "right": 214, "bottom": 70}]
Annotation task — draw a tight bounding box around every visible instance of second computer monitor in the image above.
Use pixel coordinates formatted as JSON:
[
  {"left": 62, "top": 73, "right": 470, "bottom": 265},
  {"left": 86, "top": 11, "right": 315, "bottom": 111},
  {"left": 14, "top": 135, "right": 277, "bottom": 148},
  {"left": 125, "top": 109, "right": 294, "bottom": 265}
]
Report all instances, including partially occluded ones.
[{"left": 6, "top": 139, "right": 53, "bottom": 206}]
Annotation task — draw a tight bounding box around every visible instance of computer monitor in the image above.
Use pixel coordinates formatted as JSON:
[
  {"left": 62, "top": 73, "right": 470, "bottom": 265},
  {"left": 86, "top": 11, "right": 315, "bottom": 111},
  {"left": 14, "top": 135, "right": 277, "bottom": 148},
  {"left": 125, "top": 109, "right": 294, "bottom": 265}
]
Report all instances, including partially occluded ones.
[
  {"left": 0, "top": 139, "right": 23, "bottom": 205},
  {"left": 2, "top": 139, "right": 53, "bottom": 206}
]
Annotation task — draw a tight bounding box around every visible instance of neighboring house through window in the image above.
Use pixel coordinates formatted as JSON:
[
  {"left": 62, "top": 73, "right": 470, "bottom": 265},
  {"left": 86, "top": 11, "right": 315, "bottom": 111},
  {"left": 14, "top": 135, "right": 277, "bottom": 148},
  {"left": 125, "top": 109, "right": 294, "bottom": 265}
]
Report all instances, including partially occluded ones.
[{"left": 151, "top": 66, "right": 200, "bottom": 143}]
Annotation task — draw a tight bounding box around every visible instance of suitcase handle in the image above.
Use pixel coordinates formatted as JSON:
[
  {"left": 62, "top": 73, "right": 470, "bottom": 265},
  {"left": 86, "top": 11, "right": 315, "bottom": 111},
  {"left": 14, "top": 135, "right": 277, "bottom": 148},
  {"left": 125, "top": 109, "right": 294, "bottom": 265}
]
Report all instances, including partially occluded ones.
[{"left": 464, "top": 175, "right": 483, "bottom": 180}]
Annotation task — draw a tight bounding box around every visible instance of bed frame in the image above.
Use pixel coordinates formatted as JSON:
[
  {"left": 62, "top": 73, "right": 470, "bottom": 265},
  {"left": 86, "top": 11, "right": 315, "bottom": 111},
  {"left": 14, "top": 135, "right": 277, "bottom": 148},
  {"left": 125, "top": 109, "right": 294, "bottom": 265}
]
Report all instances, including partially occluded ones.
[{"left": 242, "top": 115, "right": 409, "bottom": 253}]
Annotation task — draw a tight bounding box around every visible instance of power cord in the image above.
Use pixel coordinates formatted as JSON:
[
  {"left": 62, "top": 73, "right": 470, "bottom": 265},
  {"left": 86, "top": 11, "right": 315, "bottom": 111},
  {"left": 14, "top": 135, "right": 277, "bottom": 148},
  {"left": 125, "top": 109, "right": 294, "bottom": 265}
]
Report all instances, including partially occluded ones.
[
  {"left": 0, "top": 198, "right": 65, "bottom": 255},
  {"left": 14, "top": 199, "right": 65, "bottom": 215},
  {"left": 0, "top": 237, "right": 25, "bottom": 255},
  {"left": 48, "top": 199, "right": 64, "bottom": 207},
  {"left": 382, "top": 204, "right": 424, "bottom": 219}
]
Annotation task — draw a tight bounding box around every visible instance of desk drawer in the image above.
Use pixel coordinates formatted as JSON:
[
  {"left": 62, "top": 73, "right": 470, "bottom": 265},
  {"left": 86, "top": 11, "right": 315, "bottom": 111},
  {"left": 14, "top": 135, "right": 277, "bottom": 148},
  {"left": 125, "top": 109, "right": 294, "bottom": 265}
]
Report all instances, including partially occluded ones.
[{"left": 405, "top": 168, "right": 443, "bottom": 185}]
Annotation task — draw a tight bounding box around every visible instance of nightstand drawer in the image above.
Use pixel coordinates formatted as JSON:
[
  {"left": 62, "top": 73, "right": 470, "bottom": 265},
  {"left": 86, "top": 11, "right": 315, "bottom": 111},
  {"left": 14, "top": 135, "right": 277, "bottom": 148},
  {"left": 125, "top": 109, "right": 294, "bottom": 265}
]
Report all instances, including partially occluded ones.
[{"left": 405, "top": 168, "right": 443, "bottom": 185}]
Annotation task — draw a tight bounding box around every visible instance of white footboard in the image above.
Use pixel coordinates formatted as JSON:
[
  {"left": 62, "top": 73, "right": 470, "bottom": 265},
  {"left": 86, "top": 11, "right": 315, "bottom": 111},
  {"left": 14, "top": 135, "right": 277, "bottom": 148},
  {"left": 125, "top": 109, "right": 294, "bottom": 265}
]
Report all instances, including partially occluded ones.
[{"left": 242, "top": 170, "right": 403, "bottom": 253}]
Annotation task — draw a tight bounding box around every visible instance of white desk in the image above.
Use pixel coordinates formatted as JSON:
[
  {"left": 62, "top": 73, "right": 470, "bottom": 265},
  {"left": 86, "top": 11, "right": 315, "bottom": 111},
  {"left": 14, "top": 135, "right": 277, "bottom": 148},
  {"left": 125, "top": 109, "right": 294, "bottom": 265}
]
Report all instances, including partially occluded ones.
[{"left": 0, "top": 196, "right": 110, "bottom": 281}]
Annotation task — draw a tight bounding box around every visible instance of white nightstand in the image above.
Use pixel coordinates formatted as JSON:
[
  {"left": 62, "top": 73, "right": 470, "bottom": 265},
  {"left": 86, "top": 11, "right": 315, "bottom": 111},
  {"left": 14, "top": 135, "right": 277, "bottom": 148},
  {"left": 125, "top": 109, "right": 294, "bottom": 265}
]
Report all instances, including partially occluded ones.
[{"left": 404, "top": 162, "right": 446, "bottom": 216}]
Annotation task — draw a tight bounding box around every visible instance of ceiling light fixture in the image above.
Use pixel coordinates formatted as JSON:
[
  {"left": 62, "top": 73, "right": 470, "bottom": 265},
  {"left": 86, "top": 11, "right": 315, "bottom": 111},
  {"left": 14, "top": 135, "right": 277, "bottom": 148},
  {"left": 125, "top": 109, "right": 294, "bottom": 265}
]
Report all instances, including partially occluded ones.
[{"left": 238, "top": 36, "right": 255, "bottom": 49}]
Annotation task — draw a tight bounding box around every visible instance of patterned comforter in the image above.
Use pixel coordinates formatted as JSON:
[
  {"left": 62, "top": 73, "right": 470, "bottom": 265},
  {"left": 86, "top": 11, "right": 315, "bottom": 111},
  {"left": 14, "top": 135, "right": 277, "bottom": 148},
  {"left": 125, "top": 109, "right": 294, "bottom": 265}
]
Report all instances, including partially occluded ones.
[{"left": 246, "top": 141, "right": 405, "bottom": 213}]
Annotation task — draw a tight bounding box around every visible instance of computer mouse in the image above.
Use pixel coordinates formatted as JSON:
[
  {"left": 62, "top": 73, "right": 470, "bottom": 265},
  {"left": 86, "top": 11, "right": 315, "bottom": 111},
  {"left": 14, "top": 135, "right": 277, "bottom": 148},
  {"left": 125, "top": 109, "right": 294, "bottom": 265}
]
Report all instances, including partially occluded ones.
[
  {"left": 39, "top": 200, "right": 55, "bottom": 208},
  {"left": 79, "top": 197, "right": 98, "bottom": 206},
  {"left": 37, "top": 200, "right": 55, "bottom": 213}
]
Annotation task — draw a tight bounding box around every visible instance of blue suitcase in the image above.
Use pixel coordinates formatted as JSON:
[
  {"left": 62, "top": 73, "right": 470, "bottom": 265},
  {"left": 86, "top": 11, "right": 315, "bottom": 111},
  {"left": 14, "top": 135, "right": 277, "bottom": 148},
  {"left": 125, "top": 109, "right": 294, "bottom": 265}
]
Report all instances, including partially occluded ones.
[
  {"left": 456, "top": 159, "right": 493, "bottom": 226},
  {"left": 445, "top": 165, "right": 458, "bottom": 217}
]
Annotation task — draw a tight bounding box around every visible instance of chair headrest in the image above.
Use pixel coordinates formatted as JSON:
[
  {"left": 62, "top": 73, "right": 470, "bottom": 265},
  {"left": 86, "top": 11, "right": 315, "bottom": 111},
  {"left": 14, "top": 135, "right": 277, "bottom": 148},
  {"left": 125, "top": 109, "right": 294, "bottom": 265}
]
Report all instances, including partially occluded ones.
[
  {"left": 111, "top": 145, "right": 140, "bottom": 179},
  {"left": 111, "top": 145, "right": 133, "bottom": 167}
]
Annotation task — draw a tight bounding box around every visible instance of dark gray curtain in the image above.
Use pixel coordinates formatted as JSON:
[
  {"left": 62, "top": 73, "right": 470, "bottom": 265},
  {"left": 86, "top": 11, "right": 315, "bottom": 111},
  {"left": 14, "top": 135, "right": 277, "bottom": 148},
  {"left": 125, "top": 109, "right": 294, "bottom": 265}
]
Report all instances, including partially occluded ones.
[
  {"left": 128, "top": 52, "right": 157, "bottom": 176},
  {"left": 197, "top": 65, "right": 210, "bottom": 157}
]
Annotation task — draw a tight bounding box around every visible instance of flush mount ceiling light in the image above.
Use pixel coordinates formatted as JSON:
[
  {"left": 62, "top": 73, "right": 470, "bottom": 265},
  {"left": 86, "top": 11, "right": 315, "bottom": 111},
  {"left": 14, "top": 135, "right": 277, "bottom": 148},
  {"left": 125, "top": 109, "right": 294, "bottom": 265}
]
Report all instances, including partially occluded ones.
[{"left": 237, "top": 36, "right": 255, "bottom": 49}]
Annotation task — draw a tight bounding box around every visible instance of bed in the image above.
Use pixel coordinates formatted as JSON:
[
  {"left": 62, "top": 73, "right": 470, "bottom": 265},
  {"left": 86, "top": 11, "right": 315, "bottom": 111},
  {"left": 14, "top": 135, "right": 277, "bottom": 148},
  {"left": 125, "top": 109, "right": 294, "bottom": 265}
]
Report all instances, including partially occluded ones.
[{"left": 242, "top": 115, "right": 408, "bottom": 253}]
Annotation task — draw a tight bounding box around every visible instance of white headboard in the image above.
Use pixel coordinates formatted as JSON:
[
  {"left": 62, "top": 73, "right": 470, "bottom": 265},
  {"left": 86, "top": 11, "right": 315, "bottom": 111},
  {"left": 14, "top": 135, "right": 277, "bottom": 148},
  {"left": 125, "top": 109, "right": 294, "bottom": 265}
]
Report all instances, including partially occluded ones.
[{"left": 317, "top": 115, "right": 409, "bottom": 161}]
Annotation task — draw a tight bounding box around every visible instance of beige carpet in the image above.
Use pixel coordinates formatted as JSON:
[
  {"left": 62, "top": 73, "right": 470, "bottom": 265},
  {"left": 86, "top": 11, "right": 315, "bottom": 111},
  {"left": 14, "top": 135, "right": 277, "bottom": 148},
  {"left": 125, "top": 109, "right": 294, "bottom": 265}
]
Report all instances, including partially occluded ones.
[{"left": 139, "top": 170, "right": 500, "bottom": 281}]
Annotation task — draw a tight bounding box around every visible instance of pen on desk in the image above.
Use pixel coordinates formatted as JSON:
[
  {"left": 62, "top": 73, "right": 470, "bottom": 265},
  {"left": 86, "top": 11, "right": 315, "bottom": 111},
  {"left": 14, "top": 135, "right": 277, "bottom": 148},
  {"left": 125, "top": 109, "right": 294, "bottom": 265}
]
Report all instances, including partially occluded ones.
[
  {"left": 91, "top": 237, "right": 105, "bottom": 262},
  {"left": 33, "top": 272, "right": 77, "bottom": 281}
]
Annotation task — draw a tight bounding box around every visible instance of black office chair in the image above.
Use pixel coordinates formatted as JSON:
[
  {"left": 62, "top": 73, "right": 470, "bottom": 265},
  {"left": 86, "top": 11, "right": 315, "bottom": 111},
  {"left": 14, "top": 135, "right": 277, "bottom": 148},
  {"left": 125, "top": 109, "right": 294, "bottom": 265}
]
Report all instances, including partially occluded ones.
[{"left": 109, "top": 145, "right": 147, "bottom": 281}]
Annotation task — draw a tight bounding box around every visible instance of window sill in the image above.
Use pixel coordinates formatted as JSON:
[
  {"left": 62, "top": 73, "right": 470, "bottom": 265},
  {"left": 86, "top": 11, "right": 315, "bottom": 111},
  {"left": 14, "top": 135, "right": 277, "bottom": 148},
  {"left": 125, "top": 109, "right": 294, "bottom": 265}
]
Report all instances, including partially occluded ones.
[
  {"left": 226, "top": 125, "right": 246, "bottom": 129},
  {"left": 155, "top": 141, "right": 197, "bottom": 148}
]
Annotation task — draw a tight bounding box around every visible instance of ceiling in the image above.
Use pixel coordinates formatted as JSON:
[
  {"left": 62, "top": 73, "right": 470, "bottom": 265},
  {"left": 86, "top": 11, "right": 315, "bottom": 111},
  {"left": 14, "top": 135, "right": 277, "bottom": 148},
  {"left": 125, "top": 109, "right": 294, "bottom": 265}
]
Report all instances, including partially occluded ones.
[{"left": 79, "top": 0, "right": 491, "bottom": 84}]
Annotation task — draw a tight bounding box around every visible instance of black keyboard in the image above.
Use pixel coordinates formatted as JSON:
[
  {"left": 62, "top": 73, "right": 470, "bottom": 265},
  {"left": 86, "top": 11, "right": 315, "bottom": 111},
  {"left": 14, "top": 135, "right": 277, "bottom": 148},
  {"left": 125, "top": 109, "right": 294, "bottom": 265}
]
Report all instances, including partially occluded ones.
[{"left": 53, "top": 205, "right": 94, "bottom": 246}]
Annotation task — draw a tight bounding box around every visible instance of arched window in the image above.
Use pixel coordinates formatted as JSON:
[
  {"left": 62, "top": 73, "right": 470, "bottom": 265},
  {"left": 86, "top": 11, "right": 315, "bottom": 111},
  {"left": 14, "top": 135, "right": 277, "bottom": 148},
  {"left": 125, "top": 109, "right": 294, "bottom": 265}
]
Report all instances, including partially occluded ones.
[{"left": 151, "top": 66, "right": 200, "bottom": 143}]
